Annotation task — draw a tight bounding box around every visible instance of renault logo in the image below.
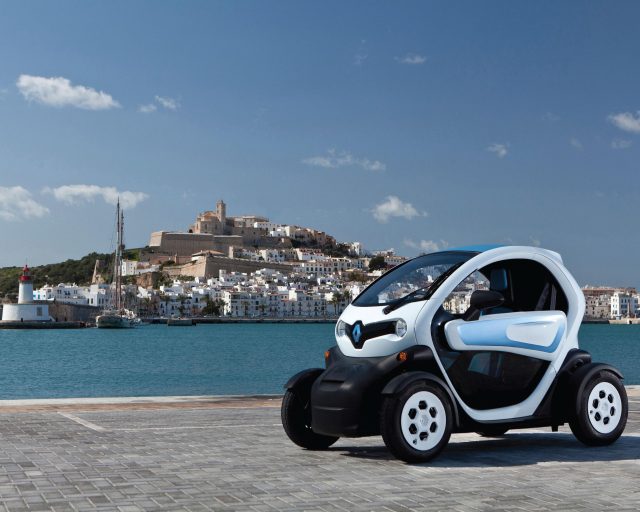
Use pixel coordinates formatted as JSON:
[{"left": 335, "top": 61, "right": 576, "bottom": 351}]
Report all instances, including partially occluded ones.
[{"left": 352, "top": 323, "right": 362, "bottom": 344}]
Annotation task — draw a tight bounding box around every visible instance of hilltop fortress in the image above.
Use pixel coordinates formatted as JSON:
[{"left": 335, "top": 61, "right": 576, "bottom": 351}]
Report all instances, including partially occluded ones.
[{"left": 148, "top": 199, "right": 339, "bottom": 262}]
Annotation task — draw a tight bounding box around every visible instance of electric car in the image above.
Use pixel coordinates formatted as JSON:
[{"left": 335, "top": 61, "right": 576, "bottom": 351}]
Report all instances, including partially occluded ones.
[{"left": 282, "top": 245, "right": 628, "bottom": 463}]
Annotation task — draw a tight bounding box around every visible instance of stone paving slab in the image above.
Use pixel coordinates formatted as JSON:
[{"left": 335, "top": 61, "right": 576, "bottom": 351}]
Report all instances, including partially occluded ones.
[{"left": 0, "top": 395, "right": 638, "bottom": 511}]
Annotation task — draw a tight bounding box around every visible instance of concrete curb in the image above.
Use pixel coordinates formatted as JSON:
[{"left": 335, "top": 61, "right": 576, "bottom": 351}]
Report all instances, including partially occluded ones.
[
  {"left": 0, "top": 394, "right": 282, "bottom": 407},
  {"left": 0, "top": 386, "right": 637, "bottom": 408}
]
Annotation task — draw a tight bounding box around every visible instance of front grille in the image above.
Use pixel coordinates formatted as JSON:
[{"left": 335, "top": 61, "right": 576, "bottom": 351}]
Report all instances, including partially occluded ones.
[{"left": 346, "top": 321, "right": 396, "bottom": 348}]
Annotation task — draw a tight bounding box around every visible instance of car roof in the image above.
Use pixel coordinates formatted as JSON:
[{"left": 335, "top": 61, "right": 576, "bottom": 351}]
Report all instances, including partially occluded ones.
[
  {"left": 446, "top": 244, "right": 504, "bottom": 253},
  {"left": 440, "top": 244, "right": 563, "bottom": 266}
]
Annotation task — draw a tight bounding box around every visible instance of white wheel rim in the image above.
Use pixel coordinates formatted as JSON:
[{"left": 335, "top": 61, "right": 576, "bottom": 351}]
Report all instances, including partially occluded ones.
[
  {"left": 587, "top": 382, "right": 621, "bottom": 434},
  {"left": 400, "top": 391, "right": 446, "bottom": 451}
]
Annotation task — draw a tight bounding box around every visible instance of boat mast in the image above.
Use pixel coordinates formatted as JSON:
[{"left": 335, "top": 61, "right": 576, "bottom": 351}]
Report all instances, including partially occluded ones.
[
  {"left": 119, "top": 204, "right": 125, "bottom": 310},
  {"left": 115, "top": 199, "right": 122, "bottom": 311}
]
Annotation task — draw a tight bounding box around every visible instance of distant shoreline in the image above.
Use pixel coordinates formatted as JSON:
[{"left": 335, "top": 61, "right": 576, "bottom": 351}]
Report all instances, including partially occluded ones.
[
  {"left": 148, "top": 317, "right": 338, "bottom": 325},
  {"left": 2, "top": 318, "right": 638, "bottom": 329},
  {"left": 583, "top": 318, "right": 640, "bottom": 325}
]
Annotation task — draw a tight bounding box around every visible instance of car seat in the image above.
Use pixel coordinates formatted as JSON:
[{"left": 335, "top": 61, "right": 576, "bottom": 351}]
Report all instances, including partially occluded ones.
[{"left": 488, "top": 268, "right": 513, "bottom": 314}]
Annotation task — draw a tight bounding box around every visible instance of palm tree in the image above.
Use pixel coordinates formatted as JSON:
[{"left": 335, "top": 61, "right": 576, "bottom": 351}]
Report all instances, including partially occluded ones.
[
  {"left": 339, "top": 290, "right": 352, "bottom": 314},
  {"left": 329, "top": 292, "right": 340, "bottom": 317},
  {"left": 140, "top": 297, "right": 152, "bottom": 318}
]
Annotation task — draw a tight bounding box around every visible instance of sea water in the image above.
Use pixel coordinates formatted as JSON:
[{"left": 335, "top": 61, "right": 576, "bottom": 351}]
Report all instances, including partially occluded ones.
[{"left": 0, "top": 323, "right": 637, "bottom": 399}]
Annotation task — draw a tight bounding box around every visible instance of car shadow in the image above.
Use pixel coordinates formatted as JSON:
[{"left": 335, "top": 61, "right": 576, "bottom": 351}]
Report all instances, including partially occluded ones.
[{"left": 337, "top": 432, "right": 640, "bottom": 467}]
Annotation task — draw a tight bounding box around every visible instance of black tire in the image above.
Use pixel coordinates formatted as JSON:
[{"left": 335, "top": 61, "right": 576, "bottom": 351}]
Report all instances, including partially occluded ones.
[
  {"left": 569, "top": 371, "right": 628, "bottom": 446},
  {"left": 476, "top": 427, "right": 509, "bottom": 437},
  {"left": 380, "top": 381, "right": 453, "bottom": 463},
  {"left": 281, "top": 389, "right": 339, "bottom": 450}
]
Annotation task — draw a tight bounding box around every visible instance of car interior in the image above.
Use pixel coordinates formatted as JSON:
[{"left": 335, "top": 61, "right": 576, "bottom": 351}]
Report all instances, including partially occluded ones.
[{"left": 431, "top": 259, "right": 569, "bottom": 409}]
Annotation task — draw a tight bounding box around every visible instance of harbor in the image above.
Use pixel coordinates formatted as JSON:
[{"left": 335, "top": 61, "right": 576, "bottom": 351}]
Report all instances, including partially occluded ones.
[
  {"left": 0, "top": 390, "right": 637, "bottom": 510},
  {"left": 0, "top": 323, "right": 639, "bottom": 400}
]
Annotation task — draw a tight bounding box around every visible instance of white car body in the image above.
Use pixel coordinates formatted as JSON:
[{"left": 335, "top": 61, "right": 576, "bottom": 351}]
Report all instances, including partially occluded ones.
[{"left": 335, "top": 245, "right": 584, "bottom": 423}]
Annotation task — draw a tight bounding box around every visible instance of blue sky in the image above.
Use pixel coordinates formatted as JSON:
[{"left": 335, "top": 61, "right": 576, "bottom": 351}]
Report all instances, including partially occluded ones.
[{"left": 0, "top": 1, "right": 639, "bottom": 286}]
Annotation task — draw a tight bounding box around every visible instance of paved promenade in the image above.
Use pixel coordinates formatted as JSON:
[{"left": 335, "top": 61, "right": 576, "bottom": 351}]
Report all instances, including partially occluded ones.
[{"left": 0, "top": 390, "right": 638, "bottom": 511}]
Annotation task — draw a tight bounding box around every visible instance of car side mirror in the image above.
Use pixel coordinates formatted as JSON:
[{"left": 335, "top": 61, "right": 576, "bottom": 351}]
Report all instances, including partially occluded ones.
[{"left": 464, "top": 290, "right": 505, "bottom": 321}]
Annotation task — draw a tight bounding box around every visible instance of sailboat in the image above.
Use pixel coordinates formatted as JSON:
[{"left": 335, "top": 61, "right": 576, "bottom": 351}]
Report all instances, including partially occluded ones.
[{"left": 96, "top": 199, "right": 139, "bottom": 328}]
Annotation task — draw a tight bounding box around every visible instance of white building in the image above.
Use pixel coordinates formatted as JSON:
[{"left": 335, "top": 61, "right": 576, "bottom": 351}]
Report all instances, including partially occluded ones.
[
  {"left": 33, "top": 283, "right": 113, "bottom": 308},
  {"left": 259, "top": 249, "right": 288, "bottom": 263},
  {"left": 295, "top": 249, "right": 327, "bottom": 261},
  {"left": 121, "top": 260, "right": 137, "bottom": 276},
  {"left": 121, "top": 259, "right": 159, "bottom": 276},
  {"left": 611, "top": 292, "right": 639, "bottom": 319},
  {"left": 253, "top": 221, "right": 280, "bottom": 231}
]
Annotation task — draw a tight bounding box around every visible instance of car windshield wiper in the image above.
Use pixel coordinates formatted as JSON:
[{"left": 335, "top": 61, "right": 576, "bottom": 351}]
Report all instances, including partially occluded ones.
[{"left": 382, "top": 262, "right": 464, "bottom": 315}]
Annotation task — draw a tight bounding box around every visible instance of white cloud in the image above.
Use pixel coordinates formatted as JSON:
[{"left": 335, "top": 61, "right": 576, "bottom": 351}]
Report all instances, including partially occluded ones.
[
  {"left": 43, "top": 184, "right": 148, "bottom": 209},
  {"left": 354, "top": 39, "right": 368, "bottom": 66},
  {"left": 528, "top": 236, "right": 541, "bottom": 247},
  {"left": 487, "top": 143, "right": 508, "bottom": 158},
  {"left": 155, "top": 95, "right": 179, "bottom": 111},
  {"left": 372, "top": 196, "right": 425, "bottom": 223},
  {"left": 0, "top": 186, "right": 49, "bottom": 221},
  {"left": 354, "top": 53, "right": 368, "bottom": 66},
  {"left": 542, "top": 111, "right": 560, "bottom": 122},
  {"left": 611, "top": 139, "right": 633, "bottom": 150},
  {"left": 302, "top": 156, "right": 335, "bottom": 168},
  {"left": 16, "top": 74, "right": 120, "bottom": 110},
  {"left": 570, "top": 137, "right": 583, "bottom": 150},
  {"left": 608, "top": 111, "right": 640, "bottom": 133},
  {"left": 138, "top": 95, "right": 179, "bottom": 113},
  {"left": 397, "top": 53, "right": 427, "bottom": 65},
  {"left": 138, "top": 103, "right": 157, "bottom": 114},
  {"left": 404, "top": 239, "right": 447, "bottom": 253},
  {"left": 302, "top": 149, "right": 386, "bottom": 172}
]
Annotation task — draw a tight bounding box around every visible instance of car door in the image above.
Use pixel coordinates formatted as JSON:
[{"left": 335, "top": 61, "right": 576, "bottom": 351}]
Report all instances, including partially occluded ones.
[
  {"left": 437, "top": 265, "right": 567, "bottom": 410},
  {"left": 444, "top": 310, "right": 566, "bottom": 361}
]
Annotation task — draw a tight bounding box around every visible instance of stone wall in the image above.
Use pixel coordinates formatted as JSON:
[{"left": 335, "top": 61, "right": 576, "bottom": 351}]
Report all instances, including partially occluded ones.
[
  {"left": 48, "top": 302, "right": 102, "bottom": 323},
  {"left": 149, "top": 231, "right": 226, "bottom": 255},
  {"left": 148, "top": 231, "right": 292, "bottom": 259},
  {"left": 164, "top": 255, "right": 294, "bottom": 279}
]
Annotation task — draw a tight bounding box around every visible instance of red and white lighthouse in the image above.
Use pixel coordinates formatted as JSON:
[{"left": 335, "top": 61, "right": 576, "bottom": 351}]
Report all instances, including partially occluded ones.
[
  {"left": 18, "top": 265, "right": 34, "bottom": 304},
  {"left": 1, "top": 263, "right": 50, "bottom": 323}
]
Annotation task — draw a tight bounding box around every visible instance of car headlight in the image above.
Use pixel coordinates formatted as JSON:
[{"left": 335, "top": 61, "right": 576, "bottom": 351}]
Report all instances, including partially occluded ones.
[
  {"left": 336, "top": 320, "right": 347, "bottom": 337},
  {"left": 395, "top": 319, "right": 407, "bottom": 338}
]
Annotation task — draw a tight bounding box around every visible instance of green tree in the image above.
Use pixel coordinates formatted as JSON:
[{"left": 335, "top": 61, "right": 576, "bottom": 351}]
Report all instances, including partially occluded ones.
[
  {"left": 201, "top": 297, "right": 225, "bottom": 316},
  {"left": 368, "top": 255, "right": 387, "bottom": 272}
]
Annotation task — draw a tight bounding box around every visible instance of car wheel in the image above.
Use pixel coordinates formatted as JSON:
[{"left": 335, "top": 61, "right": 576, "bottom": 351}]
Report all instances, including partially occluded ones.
[
  {"left": 569, "top": 371, "right": 628, "bottom": 446},
  {"left": 281, "top": 389, "right": 339, "bottom": 450},
  {"left": 381, "top": 381, "right": 453, "bottom": 463},
  {"left": 476, "top": 427, "right": 509, "bottom": 437}
]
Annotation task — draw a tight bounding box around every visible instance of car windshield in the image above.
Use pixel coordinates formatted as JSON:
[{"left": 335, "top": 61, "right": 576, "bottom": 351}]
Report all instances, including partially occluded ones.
[{"left": 353, "top": 251, "right": 476, "bottom": 307}]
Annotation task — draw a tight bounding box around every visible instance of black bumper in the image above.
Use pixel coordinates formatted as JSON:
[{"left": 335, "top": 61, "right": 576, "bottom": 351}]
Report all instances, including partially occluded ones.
[{"left": 310, "top": 345, "right": 435, "bottom": 437}]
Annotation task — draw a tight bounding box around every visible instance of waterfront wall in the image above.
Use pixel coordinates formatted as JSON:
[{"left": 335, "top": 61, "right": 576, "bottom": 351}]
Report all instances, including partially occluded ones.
[{"left": 48, "top": 302, "right": 101, "bottom": 323}]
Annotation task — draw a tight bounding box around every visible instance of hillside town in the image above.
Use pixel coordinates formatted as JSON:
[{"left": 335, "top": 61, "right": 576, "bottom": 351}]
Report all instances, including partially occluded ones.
[
  {"left": 3, "top": 199, "right": 639, "bottom": 323},
  {"left": 20, "top": 199, "right": 404, "bottom": 321}
]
